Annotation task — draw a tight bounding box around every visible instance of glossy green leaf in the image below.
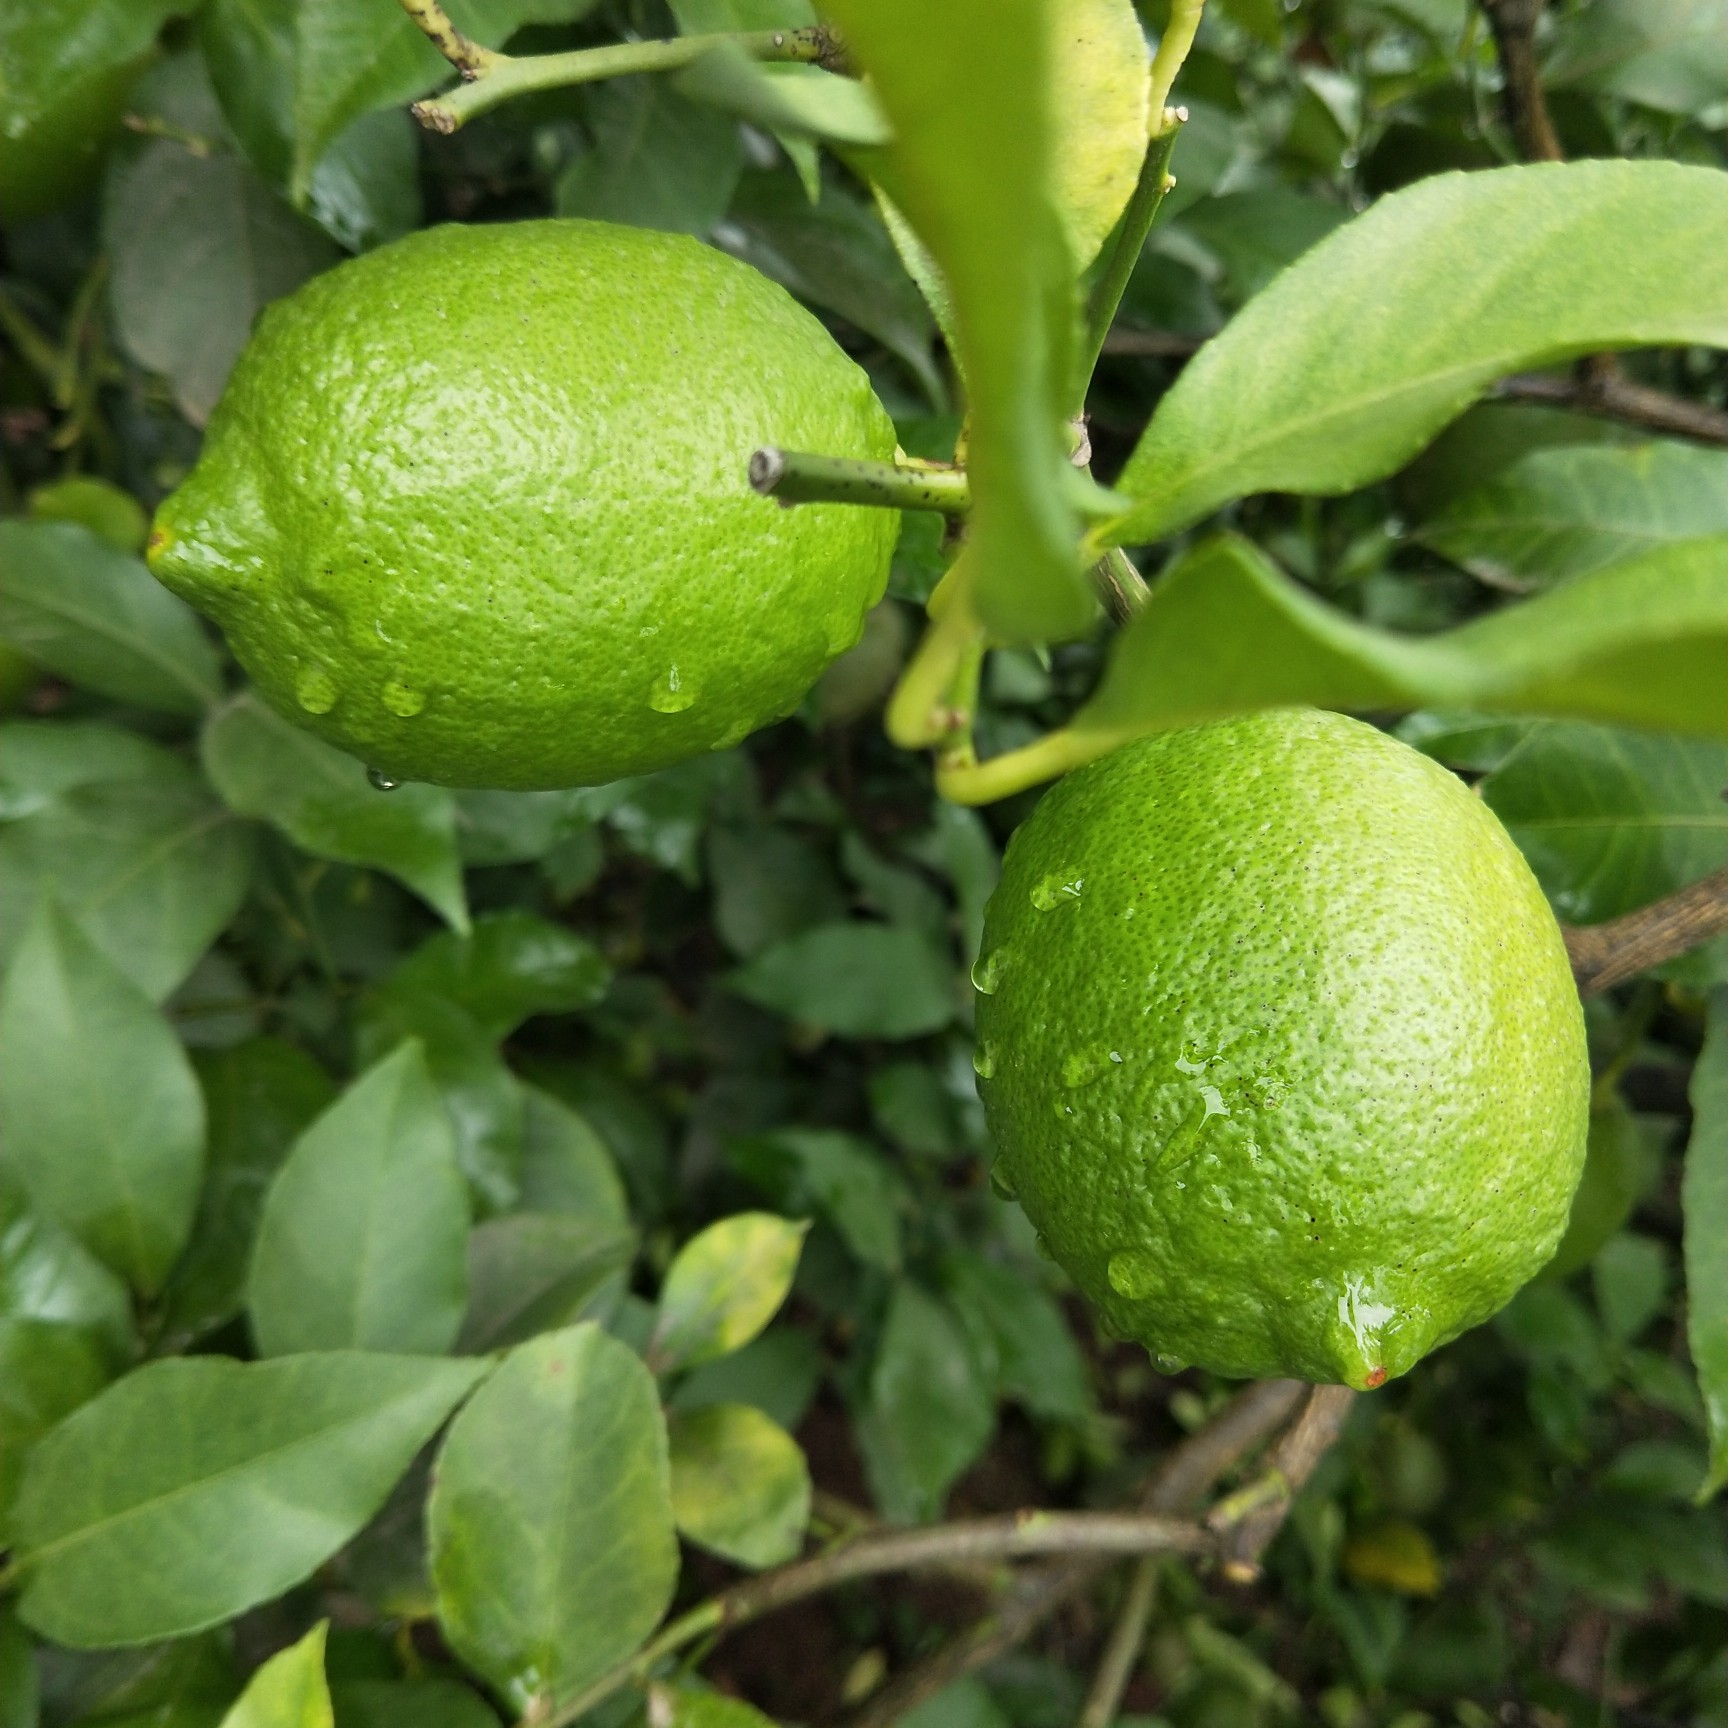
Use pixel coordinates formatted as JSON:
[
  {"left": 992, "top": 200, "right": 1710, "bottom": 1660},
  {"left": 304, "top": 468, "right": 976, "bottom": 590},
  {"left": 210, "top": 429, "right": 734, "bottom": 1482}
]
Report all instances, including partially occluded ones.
[
  {"left": 202, "top": 693, "right": 468, "bottom": 934},
  {"left": 429, "top": 1324, "right": 678, "bottom": 1712},
  {"left": 456, "top": 1214, "right": 634, "bottom": 1355},
  {"left": 1685, "top": 990, "right": 1728, "bottom": 1500},
  {"left": 1109, "top": 162, "right": 1728, "bottom": 545},
  {"left": 727, "top": 1130, "right": 905, "bottom": 1272},
  {"left": 0, "top": 522, "right": 221, "bottom": 715},
  {"left": 1416, "top": 441, "right": 1728, "bottom": 590},
  {"left": 219, "top": 1624, "right": 330, "bottom": 1728},
  {"left": 1033, "top": 533, "right": 1728, "bottom": 786},
  {"left": 0, "top": 0, "right": 183, "bottom": 135},
  {"left": 730, "top": 921, "right": 955, "bottom": 1038},
  {"left": 248, "top": 1043, "right": 470, "bottom": 1357},
  {"left": 11, "top": 1352, "right": 487, "bottom": 1646},
  {"left": 667, "top": 1402, "right": 811, "bottom": 1568},
  {"left": 387, "top": 912, "right": 610, "bottom": 1040},
  {"left": 159, "top": 1039, "right": 337, "bottom": 1352},
  {"left": 0, "top": 740, "right": 251, "bottom": 1002},
  {"left": 855, "top": 1280, "right": 993, "bottom": 1523},
  {"left": 650, "top": 1214, "right": 806, "bottom": 1373},
  {"left": 0, "top": 1176, "right": 133, "bottom": 1356},
  {"left": 0, "top": 897, "right": 203, "bottom": 1294},
  {"left": 820, "top": 0, "right": 1086, "bottom": 641}
]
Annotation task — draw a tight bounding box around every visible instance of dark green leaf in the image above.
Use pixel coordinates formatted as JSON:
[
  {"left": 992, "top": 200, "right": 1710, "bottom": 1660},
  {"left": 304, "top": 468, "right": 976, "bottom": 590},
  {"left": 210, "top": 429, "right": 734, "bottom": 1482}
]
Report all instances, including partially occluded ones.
[
  {"left": 0, "top": 522, "right": 222, "bottom": 715},
  {"left": 303, "top": 109, "right": 421, "bottom": 252},
  {"left": 727, "top": 1129, "right": 905, "bottom": 1271},
  {"left": 668, "top": 0, "right": 813, "bottom": 27},
  {"left": 1110, "top": 162, "right": 1728, "bottom": 544},
  {"left": 0, "top": 1323, "right": 117, "bottom": 1540},
  {"left": 202, "top": 694, "right": 468, "bottom": 933},
  {"left": 855, "top": 1280, "right": 993, "bottom": 1522},
  {"left": 248, "top": 1043, "right": 470, "bottom": 1356},
  {"left": 456, "top": 1214, "right": 634, "bottom": 1355},
  {"left": 0, "top": 1176, "right": 133, "bottom": 1355},
  {"left": 330, "top": 1679, "right": 499, "bottom": 1728},
  {"left": 12, "top": 1352, "right": 487, "bottom": 1646},
  {"left": 387, "top": 911, "right": 609, "bottom": 1039},
  {"left": 707, "top": 822, "right": 846, "bottom": 960},
  {"left": 730, "top": 921, "right": 955, "bottom": 1038},
  {"left": 667, "top": 1402, "right": 811, "bottom": 1568},
  {"left": 221, "top": 1624, "right": 330, "bottom": 1728},
  {"left": 1593, "top": 1234, "right": 1669, "bottom": 1345},
  {"left": 0, "top": 0, "right": 184, "bottom": 135},
  {"left": 669, "top": 1327, "right": 822, "bottom": 1431},
  {"left": 429, "top": 1324, "right": 678, "bottom": 1712},
  {"left": 0, "top": 897, "right": 203, "bottom": 1294},
  {"left": 942, "top": 1252, "right": 1091, "bottom": 1421},
  {"left": 1545, "top": 1102, "right": 1662, "bottom": 1281},
  {"left": 650, "top": 1213, "right": 806, "bottom": 1373},
  {"left": 1685, "top": 989, "right": 1728, "bottom": 1499},
  {"left": 0, "top": 1608, "right": 36, "bottom": 1728},
  {"left": 451, "top": 789, "right": 594, "bottom": 868}
]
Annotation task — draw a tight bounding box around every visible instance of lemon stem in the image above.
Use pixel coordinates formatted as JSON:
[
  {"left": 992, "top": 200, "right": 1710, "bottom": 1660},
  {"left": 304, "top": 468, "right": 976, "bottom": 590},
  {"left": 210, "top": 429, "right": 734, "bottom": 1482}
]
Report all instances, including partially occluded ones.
[
  {"left": 405, "top": 24, "right": 845, "bottom": 134},
  {"left": 886, "top": 552, "right": 987, "bottom": 751},
  {"left": 936, "top": 725, "right": 1112, "bottom": 806},
  {"left": 1090, "top": 545, "right": 1150, "bottom": 623},
  {"left": 750, "top": 447, "right": 970, "bottom": 514},
  {"left": 1147, "top": 0, "right": 1208, "bottom": 127}
]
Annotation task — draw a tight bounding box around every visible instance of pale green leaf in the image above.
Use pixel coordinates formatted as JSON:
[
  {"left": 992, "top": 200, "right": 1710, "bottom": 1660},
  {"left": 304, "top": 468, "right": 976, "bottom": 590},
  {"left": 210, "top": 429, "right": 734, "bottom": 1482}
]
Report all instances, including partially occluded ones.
[
  {"left": 429, "top": 1324, "right": 678, "bottom": 1712},
  {"left": 650, "top": 1214, "right": 807, "bottom": 1373},
  {"left": 0, "top": 898, "right": 203, "bottom": 1294},
  {"left": 668, "top": 1403, "right": 811, "bottom": 1568},
  {"left": 517, "top": 1085, "right": 629, "bottom": 1225},
  {"left": 821, "top": 0, "right": 1087, "bottom": 641},
  {"left": 1110, "top": 162, "right": 1728, "bottom": 545},
  {"left": 202, "top": 693, "right": 468, "bottom": 933},
  {"left": 248, "top": 1043, "right": 470, "bottom": 1357},
  {"left": 1685, "top": 990, "right": 1728, "bottom": 1500},
  {"left": 1545, "top": 0, "right": 1728, "bottom": 115},
  {"left": 456, "top": 1214, "right": 634, "bottom": 1355},
  {"left": 12, "top": 1352, "right": 487, "bottom": 1646},
  {"left": 219, "top": 1624, "right": 331, "bottom": 1728}
]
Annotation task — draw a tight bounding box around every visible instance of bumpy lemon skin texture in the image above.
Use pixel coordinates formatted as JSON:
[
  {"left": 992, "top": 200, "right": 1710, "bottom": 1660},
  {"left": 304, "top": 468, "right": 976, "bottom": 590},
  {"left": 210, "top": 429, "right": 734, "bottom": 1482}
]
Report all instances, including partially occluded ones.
[
  {"left": 148, "top": 220, "right": 898, "bottom": 790},
  {"left": 974, "top": 709, "right": 1589, "bottom": 1390}
]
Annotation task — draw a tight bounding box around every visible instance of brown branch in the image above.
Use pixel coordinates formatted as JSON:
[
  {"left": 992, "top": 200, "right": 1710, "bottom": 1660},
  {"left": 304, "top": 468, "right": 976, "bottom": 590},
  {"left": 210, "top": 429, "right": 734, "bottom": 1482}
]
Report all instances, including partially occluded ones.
[
  {"left": 1495, "top": 369, "right": 1728, "bottom": 448},
  {"left": 398, "top": 0, "right": 500, "bottom": 74},
  {"left": 1564, "top": 867, "right": 1728, "bottom": 997},
  {"left": 1099, "top": 328, "right": 1206, "bottom": 361},
  {"left": 1076, "top": 1553, "right": 1160, "bottom": 1728},
  {"left": 847, "top": 1381, "right": 1307, "bottom": 1728},
  {"left": 1479, "top": 0, "right": 1563, "bottom": 162},
  {"left": 1207, "top": 1384, "right": 1357, "bottom": 1583}
]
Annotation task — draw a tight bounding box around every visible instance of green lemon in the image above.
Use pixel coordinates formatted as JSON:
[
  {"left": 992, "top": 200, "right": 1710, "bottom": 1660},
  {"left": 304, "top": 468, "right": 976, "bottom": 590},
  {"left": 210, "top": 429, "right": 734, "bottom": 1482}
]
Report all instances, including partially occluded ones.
[
  {"left": 973, "top": 708, "right": 1589, "bottom": 1389},
  {"left": 149, "top": 219, "right": 898, "bottom": 790}
]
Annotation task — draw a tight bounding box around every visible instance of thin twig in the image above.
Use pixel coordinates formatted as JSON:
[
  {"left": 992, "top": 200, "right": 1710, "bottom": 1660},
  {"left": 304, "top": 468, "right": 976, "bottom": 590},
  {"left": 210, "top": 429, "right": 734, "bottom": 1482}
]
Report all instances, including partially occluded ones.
[
  {"left": 1090, "top": 547, "right": 1150, "bottom": 626},
  {"left": 1076, "top": 1556, "right": 1160, "bottom": 1728},
  {"left": 846, "top": 1381, "right": 1307, "bottom": 1728},
  {"left": 1099, "top": 329, "right": 1205, "bottom": 361},
  {"left": 1147, "top": 0, "right": 1207, "bottom": 125},
  {"left": 1495, "top": 370, "right": 1728, "bottom": 448},
  {"left": 1208, "top": 1385, "right": 1357, "bottom": 1583},
  {"left": 750, "top": 448, "right": 971, "bottom": 514},
  {"left": 1479, "top": 0, "right": 1563, "bottom": 162},
  {"left": 1564, "top": 867, "right": 1728, "bottom": 997},
  {"left": 399, "top": 0, "right": 501, "bottom": 74}
]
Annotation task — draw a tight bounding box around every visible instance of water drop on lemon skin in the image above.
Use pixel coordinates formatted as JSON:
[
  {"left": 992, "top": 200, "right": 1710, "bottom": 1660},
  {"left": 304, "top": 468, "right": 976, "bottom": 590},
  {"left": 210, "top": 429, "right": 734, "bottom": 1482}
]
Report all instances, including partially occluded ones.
[
  {"left": 1107, "top": 1250, "right": 1159, "bottom": 1300},
  {"left": 367, "top": 767, "right": 403, "bottom": 791},
  {"left": 972, "top": 1040, "right": 997, "bottom": 1080},
  {"left": 1031, "top": 872, "right": 1084, "bottom": 911},
  {"left": 971, "top": 947, "right": 1009, "bottom": 995},
  {"left": 988, "top": 1164, "right": 1018, "bottom": 1201},
  {"left": 650, "top": 666, "right": 697, "bottom": 713},
  {"left": 295, "top": 665, "right": 338, "bottom": 714},
  {"left": 381, "top": 680, "right": 425, "bottom": 718}
]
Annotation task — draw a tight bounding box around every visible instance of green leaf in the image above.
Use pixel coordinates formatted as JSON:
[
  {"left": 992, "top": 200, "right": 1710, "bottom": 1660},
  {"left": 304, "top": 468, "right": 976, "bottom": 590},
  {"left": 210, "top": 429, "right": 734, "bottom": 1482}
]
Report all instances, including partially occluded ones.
[
  {"left": 27, "top": 476, "right": 151, "bottom": 554},
  {"left": 941, "top": 1252, "right": 1091, "bottom": 1422},
  {"left": 0, "top": 1323, "right": 117, "bottom": 1540},
  {"left": 678, "top": 48, "right": 890, "bottom": 147},
  {"left": 1594, "top": 1235, "right": 1670, "bottom": 1345},
  {"left": 0, "top": 522, "right": 222, "bottom": 715},
  {"left": 0, "top": 897, "right": 203, "bottom": 1294},
  {"left": 1545, "top": 0, "right": 1728, "bottom": 115},
  {"left": 0, "top": 719, "right": 174, "bottom": 807},
  {"left": 0, "top": 739, "right": 252, "bottom": 1002},
  {"left": 0, "top": 1607, "right": 37, "bottom": 1728},
  {"left": 219, "top": 1624, "right": 331, "bottom": 1728},
  {"left": 1480, "top": 724, "right": 1728, "bottom": 981},
  {"left": 0, "top": 0, "right": 184, "bottom": 135},
  {"left": 429, "top": 1324, "right": 678, "bottom": 1713},
  {"left": 669, "top": 1328, "right": 822, "bottom": 1432},
  {"left": 1109, "top": 162, "right": 1728, "bottom": 545},
  {"left": 667, "top": 1403, "right": 811, "bottom": 1568},
  {"left": 517, "top": 1084, "right": 629, "bottom": 1225},
  {"left": 160, "top": 1039, "right": 337, "bottom": 1352},
  {"left": 820, "top": 0, "right": 1086, "bottom": 641},
  {"left": 668, "top": 0, "right": 813, "bottom": 27},
  {"left": 707, "top": 821, "right": 847, "bottom": 960},
  {"left": 387, "top": 912, "right": 610, "bottom": 1040},
  {"left": 456, "top": 1214, "right": 635, "bottom": 1355},
  {"left": 650, "top": 1213, "right": 807, "bottom": 1373},
  {"left": 727, "top": 1130, "right": 905, "bottom": 1272},
  {"left": 1685, "top": 989, "right": 1728, "bottom": 1500},
  {"left": 729, "top": 921, "right": 955, "bottom": 1038},
  {"left": 1035, "top": 534, "right": 1728, "bottom": 783},
  {"left": 304, "top": 108, "right": 422, "bottom": 252},
  {"left": 202, "top": 694, "right": 468, "bottom": 933},
  {"left": 0, "top": 1176, "right": 133, "bottom": 1355},
  {"left": 854, "top": 1280, "right": 993, "bottom": 1523},
  {"left": 105, "top": 139, "right": 339, "bottom": 424},
  {"left": 556, "top": 77, "right": 742, "bottom": 235},
  {"left": 1176, "top": 187, "right": 1349, "bottom": 306},
  {"left": 1545, "top": 1102, "right": 1663, "bottom": 1281},
  {"left": 11, "top": 1352, "right": 487, "bottom": 1646},
  {"left": 329, "top": 1679, "right": 500, "bottom": 1728},
  {"left": 248, "top": 1043, "right": 470, "bottom": 1357},
  {"left": 1416, "top": 441, "right": 1728, "bottom": 590}
]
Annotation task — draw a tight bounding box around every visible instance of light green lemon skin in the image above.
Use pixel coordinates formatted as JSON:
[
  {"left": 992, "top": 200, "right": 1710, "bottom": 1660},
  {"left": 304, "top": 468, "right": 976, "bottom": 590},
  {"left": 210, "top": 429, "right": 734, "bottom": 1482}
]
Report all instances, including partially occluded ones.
[
  {"left": 148, "top": 219, "right": 898, "bottom": 790},
  {"left": 974, "top": 709, "right": 1589, "bottom": 1389}
]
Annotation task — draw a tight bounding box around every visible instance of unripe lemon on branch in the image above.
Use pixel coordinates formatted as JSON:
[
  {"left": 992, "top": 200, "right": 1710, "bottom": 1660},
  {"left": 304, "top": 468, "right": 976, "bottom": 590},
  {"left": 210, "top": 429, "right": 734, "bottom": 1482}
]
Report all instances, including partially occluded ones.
[
  {"left": 149, "top": 220, "right": 897, "bottom": 789},
  {"left": 974, "top": 709, "right": 1589, "bottom": 1389}
]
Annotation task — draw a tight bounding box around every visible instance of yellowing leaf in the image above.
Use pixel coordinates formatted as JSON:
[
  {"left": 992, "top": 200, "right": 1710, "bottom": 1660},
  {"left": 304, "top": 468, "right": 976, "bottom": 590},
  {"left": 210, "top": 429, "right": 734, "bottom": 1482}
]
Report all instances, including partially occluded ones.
[
  {"left": 1051, "top": 0, "right": 1152, "bottom": 269},
  {"left": 1342, "top": 1519, "right": 1443, "bottom": 1596}
]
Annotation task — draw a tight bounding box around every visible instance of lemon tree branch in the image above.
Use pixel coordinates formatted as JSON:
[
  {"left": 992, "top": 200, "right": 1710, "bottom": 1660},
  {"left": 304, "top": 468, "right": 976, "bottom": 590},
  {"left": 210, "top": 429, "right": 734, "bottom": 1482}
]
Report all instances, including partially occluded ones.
[
  {"left": 1564, "top": 867, "right": 1728, "bottom": 997},
  {"left": 749, "top": 447, "right": 971, "bottom": 514},
  {"left": 406, "top": 25, "right": 844, "bottom": 134}
]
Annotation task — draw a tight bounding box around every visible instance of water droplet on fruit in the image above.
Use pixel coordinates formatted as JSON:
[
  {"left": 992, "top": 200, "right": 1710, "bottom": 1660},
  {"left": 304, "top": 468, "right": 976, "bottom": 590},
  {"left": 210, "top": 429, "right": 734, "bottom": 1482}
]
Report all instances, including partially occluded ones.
[
  {"left": 381, "top": 680, "right": 424, "bottom": 718},
  {"left": 971, "top": 1040, "right": 997, "bottom": 1079},
  {"left": 295, "top": 665, "right": 337, "bottom": 714},
  {"left": 988, "top": 1164, "right": 1017, "bottom": 1201},
  {"left": 366, "top": 767, "right": 402, "bottom": 791},
  {"left": 1062, "top": 1046, "right": 1123, "bottom": 1088},
  {"left": 970, "top": 947, "right": 1009, "bottom": 995},
  {"left": 1107, "top": 1250, "right": 1158, "bottom": 1300},
  {"left": 1175, "top": 1039, "right": 1211, "bottom": 1075},
  {"left": 1034, "top": 1233, "right": 1056, "bottom": 1261},
  {"left": 1153, "top": 1352, "right": 1189, "bottom": 1375},
  {"left": 650, "top": 665, "right": 697, "bottom": 713},
  {"left": 1031, "top": 872, "right": 1084, "bottom": 911}
]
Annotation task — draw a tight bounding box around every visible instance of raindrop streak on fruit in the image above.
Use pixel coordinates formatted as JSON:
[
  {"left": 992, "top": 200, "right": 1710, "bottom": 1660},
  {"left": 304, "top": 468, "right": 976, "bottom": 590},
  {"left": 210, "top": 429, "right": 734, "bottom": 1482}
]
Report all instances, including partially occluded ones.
[{"left": 972, "top": 708, "right": 1588, "bottom": 1390}]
